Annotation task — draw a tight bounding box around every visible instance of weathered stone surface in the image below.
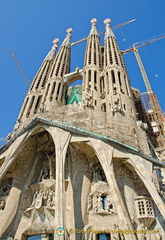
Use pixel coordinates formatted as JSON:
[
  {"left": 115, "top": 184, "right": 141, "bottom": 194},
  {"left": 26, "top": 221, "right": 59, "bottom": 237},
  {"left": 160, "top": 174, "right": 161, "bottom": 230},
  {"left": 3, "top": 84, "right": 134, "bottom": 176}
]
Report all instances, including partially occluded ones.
[{"left": 0, "top": 19, "right": 165, "bottom": 240}]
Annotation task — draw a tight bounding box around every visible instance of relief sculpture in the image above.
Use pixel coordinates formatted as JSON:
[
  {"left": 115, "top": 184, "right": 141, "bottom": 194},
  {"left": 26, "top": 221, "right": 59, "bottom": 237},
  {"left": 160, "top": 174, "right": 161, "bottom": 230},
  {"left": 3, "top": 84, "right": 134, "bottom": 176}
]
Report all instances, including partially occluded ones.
[
  {"left": 30, "top": 189, "right": 55, "bottom": 209},
  {"left": 87, "top": 193, "right": 117, "bottom": 214}
]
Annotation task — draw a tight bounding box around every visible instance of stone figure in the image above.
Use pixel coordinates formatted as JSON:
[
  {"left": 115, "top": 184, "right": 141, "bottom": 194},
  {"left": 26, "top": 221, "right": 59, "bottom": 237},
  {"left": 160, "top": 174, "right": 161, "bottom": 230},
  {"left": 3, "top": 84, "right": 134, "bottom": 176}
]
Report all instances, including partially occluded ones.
[
  {"left": 99, "top": 169, "right": 107, "bottom": 182},
  {"left": 35, "top": 190, "right": 44, "bottom": 209},
  {"left": 51, "top": 191, "right": 55, "bottom": 207},
  {"left": 39, "top": 103, "right": 45, "bottom": 113},
  {"left": 47, "top": 195, "right": 52, "bottom": 207},
  {"left": 112, "top": 223, "right": 125, "bottom": 240},
  {"left": 0, "top": 200, "right": 5, "bottom": 216},
  {"left": 6, "top": 133, "right": 11, "bottom": 140},
  {"left": 83, "top": 88, "right": 93, "bottom": 108},
  {"left": 87, "top": 194, "right": 93, "bottom": 212},
  {"left": 75, "top": 66, "right": 79, "bottom": 73},
  {"left": 106, "top": 195, "right": 117, "bottom": 213},
  {"left": 97, "top": 194, "right": 103, "bottom": 212},
  {"left": 37, "top": 167, "right": 50, "bottom": 182},
  {"left": 30, "top": 191, "right": 39, "bottom": 207},
  {"left": 93, "top": 194, "right": 99, "bottom": 213},
  {"left": 13, "top": 119, "right": 21, "bottom": 131},
  {"left": 48, "top": 157, "right": 54, "bottom": 179},
  {"left": 92, "top": 165, "right": 107, "bottom": 183},
  {"left": 30, "top": 189, "right": 55, "bottom": 209},
  {"left": 41, "top": 167, "right": 50, "bottom": 181},
  {"left": 112, "top": 96, "right": 122, "bottom": 114}
]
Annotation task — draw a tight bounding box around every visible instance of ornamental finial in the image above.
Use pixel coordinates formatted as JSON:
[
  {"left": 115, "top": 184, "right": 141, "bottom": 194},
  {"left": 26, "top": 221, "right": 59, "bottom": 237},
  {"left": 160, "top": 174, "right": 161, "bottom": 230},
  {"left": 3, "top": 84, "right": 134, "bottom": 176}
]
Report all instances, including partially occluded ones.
[
  {"left": 66, "top": 28, "right": 73, "bottom": 34},
  {"left": 91, "top": 18, "right": 97, "bottom": 25},
  {"left": 104, "top": 18, "right": 111, "bottom": 25},
  {"left": 104, "top": 18, "right": 115, "bottom": 39},
  {"left": 66, "top": 28, "right": 73, "bottom": 39},
  {"left": 52, "top": 38, "right": 59, "bottom": 50},
  {"left": 89, "top": 18, "right": 98, "bottom": 35}
]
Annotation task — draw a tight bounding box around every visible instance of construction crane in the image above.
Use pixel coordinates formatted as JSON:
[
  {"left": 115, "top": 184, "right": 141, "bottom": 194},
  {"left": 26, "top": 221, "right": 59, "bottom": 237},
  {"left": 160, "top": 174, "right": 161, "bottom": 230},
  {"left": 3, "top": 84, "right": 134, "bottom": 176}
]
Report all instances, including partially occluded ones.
[
  {"left": 71, "top": 19, "right": 136, "bottom": 46},
  {"left": 0, "top": 138, "right": 6, "bottom": 141},
  {"left": 122, "top": 35, "right": 165, "bottom": 150},
  {"left": 121, "top": 35, "right": 165, "bottom": 93},
  {"left": 9, "top": 50, "right": 31, "bottom": 87}
]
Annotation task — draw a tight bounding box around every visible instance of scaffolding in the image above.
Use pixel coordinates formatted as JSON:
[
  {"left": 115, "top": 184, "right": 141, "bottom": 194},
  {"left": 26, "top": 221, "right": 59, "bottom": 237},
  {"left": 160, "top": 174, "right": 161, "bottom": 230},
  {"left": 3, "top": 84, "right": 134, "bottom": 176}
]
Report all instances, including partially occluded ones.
[{"left": 141, "top": 92, "right": 165, "bottom": 151}]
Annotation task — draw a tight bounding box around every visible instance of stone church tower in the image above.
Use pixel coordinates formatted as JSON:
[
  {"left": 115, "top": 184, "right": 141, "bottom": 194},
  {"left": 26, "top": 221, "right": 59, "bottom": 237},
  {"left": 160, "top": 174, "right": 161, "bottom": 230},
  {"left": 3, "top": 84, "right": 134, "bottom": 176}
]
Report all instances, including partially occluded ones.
[{"left": 0, "top": 19, "right": 165, "bottom": 240}]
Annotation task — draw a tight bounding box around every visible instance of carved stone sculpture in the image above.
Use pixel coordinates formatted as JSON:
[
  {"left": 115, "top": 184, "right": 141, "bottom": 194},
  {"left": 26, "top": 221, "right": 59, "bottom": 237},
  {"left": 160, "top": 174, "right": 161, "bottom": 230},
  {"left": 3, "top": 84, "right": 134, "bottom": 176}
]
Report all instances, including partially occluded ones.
[
  {"left": 97, "top": 194, "right": 103, "bottom": 211},
  {"left": 106, "top": 195, "right": 117, "bottom": 213},
  {"left": 0, "top": 200, "right": 5, "bottom": 216},
  {"left": 87, "top": 194, "right": 93, "bottom": 213},
  {"left": 30, "top": 189, "right": 55, "bottom": 209},
  {"left": 93, "top": 194, "right": 98, "bottom": 213},
  {"left": 112, "top": 224, "right": 125, "bottom": 240},
  {"left": 92, "top": 164, "right": 107, "bottom": 183},
  {"left": 83, "top": 89, "right": 93, "bottom": 108},
  {"left": 37, "top": 167, "right": 50, "bottom": 182},
  {"left": 112, "top": 96, "right": 122, "bottom": 114},
  {"left": 87, "top": 193, "right": 116, "bottom": 215}
]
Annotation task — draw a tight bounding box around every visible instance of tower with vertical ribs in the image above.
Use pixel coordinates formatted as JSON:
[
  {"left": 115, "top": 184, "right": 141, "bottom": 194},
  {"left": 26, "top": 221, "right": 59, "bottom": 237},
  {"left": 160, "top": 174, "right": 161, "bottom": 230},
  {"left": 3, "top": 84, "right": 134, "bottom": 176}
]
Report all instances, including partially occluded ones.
[{"left": 0, "top": 19, "right": 165, "bottom": 240}]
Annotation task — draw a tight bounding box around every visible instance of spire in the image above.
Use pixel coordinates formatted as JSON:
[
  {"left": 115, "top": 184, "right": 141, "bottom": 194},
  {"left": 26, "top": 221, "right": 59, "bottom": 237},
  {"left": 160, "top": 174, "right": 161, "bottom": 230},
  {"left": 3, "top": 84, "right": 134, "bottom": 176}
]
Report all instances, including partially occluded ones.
[
  {"left": 16, "top": 38, "right": 60, "bottom": 123},
  {"left": 61, "top": 28, "right": 73, "bottom": 46},
  {"left": 84, "top": 19, "right": 102, "bottom": 68},
  {"left": 90, "top": 18, "right": 99, "bottom": 36},
  {"left": 82, "top": 18, "right": 102, "bottom": 109},
  {"left": 49, "top": 28, "right": 72, "bottom": 79},
  {"left": 104, "top": 18, "right": 115, "bottom": 40},
  {"left": 44, "top": 38, "right": 59, "bottom": 61}
]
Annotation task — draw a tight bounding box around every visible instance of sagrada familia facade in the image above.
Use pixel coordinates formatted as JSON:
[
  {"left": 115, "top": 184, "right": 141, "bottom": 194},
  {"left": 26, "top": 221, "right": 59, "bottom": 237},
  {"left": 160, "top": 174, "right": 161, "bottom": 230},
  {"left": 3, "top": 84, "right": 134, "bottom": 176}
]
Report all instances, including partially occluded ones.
[{"left": 0, "top": 18, "right": 165, "bottom": 240}]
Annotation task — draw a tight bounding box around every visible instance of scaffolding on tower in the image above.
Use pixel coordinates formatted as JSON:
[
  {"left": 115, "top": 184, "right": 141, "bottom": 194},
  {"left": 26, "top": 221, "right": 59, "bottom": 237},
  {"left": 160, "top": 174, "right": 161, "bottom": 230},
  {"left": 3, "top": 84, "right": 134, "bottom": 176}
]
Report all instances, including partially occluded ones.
[
  {"left": 122, "top": 36, "right": 165, "bottom": 151},
  {"left": 141, "top": 92, "right": 165, "bottom": 151}
]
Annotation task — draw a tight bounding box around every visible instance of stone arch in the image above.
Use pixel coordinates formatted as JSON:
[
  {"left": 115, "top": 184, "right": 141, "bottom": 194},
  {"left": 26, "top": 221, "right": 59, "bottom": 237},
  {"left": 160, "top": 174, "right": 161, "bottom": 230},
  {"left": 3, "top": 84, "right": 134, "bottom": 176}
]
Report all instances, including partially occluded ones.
[
  {"left": 64, "top": 71, "right": 83, "bottom": 87},
  {"left": 0, "top": 126, "right": 56, "bottom": 240}
]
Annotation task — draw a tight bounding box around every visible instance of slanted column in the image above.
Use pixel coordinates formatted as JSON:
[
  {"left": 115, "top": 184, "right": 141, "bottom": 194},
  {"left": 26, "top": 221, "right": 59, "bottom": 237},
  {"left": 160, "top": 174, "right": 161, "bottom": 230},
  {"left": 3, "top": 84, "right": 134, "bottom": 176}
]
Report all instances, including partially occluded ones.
[
  {"left": 127, "top": 155, "right": 165, "bottom": 220},
  {"left": 45, "top": 127, "right": 71, "bottom": 240},
  {"left": 90, "top": 139, "right": 137, "bottom": 240}
]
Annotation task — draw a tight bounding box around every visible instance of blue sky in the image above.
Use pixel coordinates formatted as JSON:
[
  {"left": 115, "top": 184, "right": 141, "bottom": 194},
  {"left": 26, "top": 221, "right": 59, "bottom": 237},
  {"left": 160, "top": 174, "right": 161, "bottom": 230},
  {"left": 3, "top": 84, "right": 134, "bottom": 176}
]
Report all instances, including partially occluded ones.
[{"left": 0, "top": 0, "right": 165, "bottom": 145}]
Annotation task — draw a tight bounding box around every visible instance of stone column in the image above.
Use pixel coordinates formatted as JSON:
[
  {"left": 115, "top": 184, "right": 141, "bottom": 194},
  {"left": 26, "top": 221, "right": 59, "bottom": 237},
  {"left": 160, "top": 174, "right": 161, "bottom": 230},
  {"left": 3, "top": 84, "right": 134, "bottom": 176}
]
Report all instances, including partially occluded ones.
[
  {"left": 45, "top": 126, "right": 71, "bottom": 240},
  {"left": 127, "top": 154, "right": 165, "bottom": 220},
  {"left": 0, "top": 187, "right": 21, "bottom": 237},
  {"left": 90, "top": 138, "right": 137, "bottom": 240}
]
